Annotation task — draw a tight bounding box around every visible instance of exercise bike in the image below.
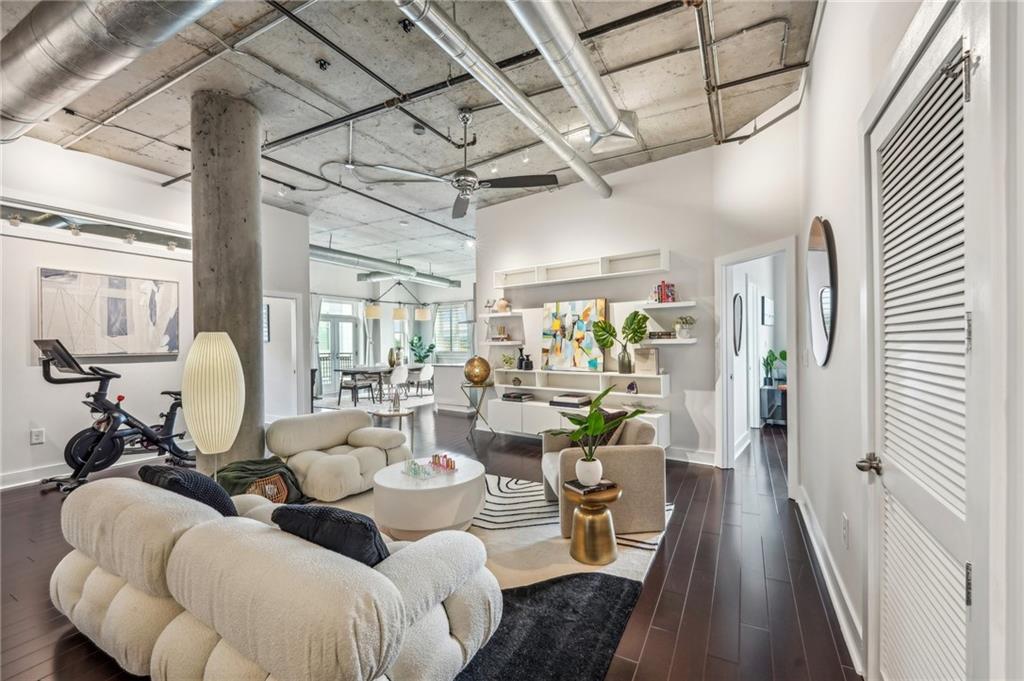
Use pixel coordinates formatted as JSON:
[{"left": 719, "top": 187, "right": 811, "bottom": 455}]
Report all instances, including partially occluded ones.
[{"left": 34, "top": 339, "right": 194, "bottom": 493}]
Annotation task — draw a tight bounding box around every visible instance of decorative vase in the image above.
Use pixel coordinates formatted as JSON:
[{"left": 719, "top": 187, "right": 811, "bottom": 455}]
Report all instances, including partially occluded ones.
[
  {"left": 523, "top": 354, "right": 534, "bottom": 370},
  {"left": 676, "top": 325, "right": 691, "bottom": 339},
  {"left": 764, "top": 376, "right": 774, "bottom": 386},
  {"left": 617, "top": 348, "right": 633, "bottom": 374},
  {"left": 388, "top": 347, "right": 398, "bottom": 367},
  {"left": 493, "top": 297, "right": 511, "bottom": 313},
  {"left": 516, "top": 348, "right": 525, "bottom": 370},
  {"left": 464, "top": 356, "right": 492, "bottom": 386},
  {"left": 576, "top": 458, "right": 603, "bottom": 487}
]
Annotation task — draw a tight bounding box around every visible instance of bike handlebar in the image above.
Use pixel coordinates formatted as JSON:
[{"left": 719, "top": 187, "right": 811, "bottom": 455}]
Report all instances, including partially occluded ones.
[{"left": 41, "top": 359, "right": 120, "bottom": 385}]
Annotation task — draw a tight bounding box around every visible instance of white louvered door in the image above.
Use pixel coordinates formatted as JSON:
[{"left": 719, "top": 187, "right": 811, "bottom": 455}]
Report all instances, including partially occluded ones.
[{"left": 867, "top": 5, "right": 979, "bottom": 680}]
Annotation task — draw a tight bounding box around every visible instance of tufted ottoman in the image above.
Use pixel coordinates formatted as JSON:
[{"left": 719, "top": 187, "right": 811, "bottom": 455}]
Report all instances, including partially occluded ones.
[{"left": 266, "top": 409, "right": 411, "bottom": 502}]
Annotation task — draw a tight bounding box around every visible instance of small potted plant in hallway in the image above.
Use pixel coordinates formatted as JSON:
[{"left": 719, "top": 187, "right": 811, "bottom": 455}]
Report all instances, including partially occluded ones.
[
  {"left": 762, "top": 349, "right": 787, "bottom": 386},
  {"left": 545, "top": 386, "right": 645, "bottom": 486},
  {"left": 594, "top": 310, "right": 649, "bottom": 374}
]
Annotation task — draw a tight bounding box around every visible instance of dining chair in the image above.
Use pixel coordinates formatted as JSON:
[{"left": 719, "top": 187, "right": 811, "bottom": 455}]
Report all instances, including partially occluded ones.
[
  {"left": 413, "top": 363, "right": 435, "bottom": 396},
  {"left": 388, "top": 365, "right": 410, "bottom": 402}
]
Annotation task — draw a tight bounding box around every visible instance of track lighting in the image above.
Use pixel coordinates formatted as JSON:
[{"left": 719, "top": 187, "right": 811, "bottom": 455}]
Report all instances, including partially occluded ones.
[
  {"left": 521, "top": 149, "right": 530, "bottom": 164},
  {"left": 167, "top": 240, "right": 177, "bottom": 252},
  {"left": 276, "top": 184, "right": 286, "bottom": 197},
  {"left": 124, "top": 233, "right": 136, "bottom": 245},
  {"left": 490, "top": 161, "right": 499, "bottom": 174},
  {"left": 70, "top": 225, "right": 80, "bottom": 236}
]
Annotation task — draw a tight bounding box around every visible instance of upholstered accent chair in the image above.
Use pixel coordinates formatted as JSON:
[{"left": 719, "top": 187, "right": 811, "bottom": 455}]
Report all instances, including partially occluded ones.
[
  {"left": 266, "top": 409, "right": 411, "bottom": 502},
  {"left": 541, "top": 419, "right": 667, "bottom": 538},
  {"left": 50, "top": 478, "right": 502, "bottom": 681}
]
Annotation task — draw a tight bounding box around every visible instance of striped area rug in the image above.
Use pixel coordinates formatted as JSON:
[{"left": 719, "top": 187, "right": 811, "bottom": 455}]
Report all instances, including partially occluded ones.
[{"left": 473, "top": 475, "right": 672, "bottom": 552}]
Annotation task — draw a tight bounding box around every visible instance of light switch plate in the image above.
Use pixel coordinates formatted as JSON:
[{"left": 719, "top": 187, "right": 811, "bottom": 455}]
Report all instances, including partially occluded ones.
[{"left": 30, "top": 428, "right": 45, "bottom": 445}]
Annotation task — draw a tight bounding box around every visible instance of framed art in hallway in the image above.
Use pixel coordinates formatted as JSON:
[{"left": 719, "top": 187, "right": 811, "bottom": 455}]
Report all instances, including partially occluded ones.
[
  {"left": 38, "top": 268, "right": 179, "bottom": 356},
  {"left": 541, "top": 298, "right": 606, "bottom": 371}
]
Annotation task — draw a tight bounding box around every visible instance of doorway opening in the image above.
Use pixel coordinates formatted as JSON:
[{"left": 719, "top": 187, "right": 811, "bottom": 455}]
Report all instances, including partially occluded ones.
[
  {"left": 263, "top": 295, "right": 299, "bottom": 422},
  {"left": 715, "top": 237, "right": 799, "bottom": 495}
]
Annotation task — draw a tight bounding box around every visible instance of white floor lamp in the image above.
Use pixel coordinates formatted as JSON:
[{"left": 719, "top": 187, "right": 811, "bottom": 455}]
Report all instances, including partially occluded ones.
[{"left": 181, "top": 332, "right": 245, "bottom": 478}]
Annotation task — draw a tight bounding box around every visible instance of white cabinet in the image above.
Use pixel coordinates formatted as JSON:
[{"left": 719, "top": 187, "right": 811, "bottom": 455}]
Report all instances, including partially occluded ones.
[
  {"left": 487, "top": 400, "right": 522, "bottom": 433},
  {"left": 522, "top": 403, "right": 562, "bottom": 436}
]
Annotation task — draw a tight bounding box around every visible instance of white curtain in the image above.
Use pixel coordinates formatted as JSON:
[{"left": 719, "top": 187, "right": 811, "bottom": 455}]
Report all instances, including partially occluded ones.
[{"left": 310, "top": 294, "right": 323, "bottom": 398}]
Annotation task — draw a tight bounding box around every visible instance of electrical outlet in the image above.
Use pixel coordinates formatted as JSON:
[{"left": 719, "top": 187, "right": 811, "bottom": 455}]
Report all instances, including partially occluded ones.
[
  {"left": 30, "top": 428, "right": 45, "bottom": 445},
  {"left": 841, "top": 513, "right": 850, "bottom": 549}
]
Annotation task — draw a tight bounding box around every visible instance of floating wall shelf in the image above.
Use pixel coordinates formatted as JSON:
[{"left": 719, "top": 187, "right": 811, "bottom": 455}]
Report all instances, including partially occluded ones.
[
  {"left": 493, "top": 248, "right": 669, "bottom": 290},
  {"left": 642, "top": 338, "right": 698, "bottom": 346},
  {"left": 641, "top": 301, "right": 697, "bottom": 312}
]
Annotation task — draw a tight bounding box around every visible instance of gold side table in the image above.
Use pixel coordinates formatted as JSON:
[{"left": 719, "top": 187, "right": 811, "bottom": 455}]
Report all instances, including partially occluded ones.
[{"left": 563, "top": 482, "right": 622, "bottom": 565}]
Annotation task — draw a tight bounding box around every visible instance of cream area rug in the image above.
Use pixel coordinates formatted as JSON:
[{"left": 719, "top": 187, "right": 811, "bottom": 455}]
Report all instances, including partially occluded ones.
[{"left": 329, "top": 474, "right": 672, "bottom": 589}]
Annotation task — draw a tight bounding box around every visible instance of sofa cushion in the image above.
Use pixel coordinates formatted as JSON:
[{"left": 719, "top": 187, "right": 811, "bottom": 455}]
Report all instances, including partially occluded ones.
[
  {"left": 139, "top": 465, "right": 237, "bottom": 517},
  {"left": 272, "top": 505, "right": 390, "bottom": 567},
  {"left": 597, "top": 410, "right": 628, "bottom": 447},
  {"left": 619, "top": 418, "right": 656, "bottom": 446},
  {"left": 266, "top": 409, "right": 372, "bottom": 457},
  {"left": 60, "top": 478, "right": 221, "bottom": 597},
  {"left": 348, "top": 426, "right": 406, "bottom": 450}
]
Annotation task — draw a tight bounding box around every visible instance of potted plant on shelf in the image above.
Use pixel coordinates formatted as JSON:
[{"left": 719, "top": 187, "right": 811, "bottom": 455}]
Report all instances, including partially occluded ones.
[
  {"left": 545, "top": 385, "right": 645, "bottom": 486},
  {"left": 409, "top": 335, "right": 435, "bottom": 363},
  {"left": 593, "top": 310, "right": 649, "bottom": 374},
  {"left": 673, "top": 315, "right": 696, "bottom": 339}
]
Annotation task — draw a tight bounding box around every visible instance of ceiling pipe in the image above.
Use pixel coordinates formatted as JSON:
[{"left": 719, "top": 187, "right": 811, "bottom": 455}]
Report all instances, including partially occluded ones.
[
  {"left": 309, "top": 245, "right": 461, "bottom": 289},
  {"left": 1, "top": 0, "right": 222, "bottom": 143},
  {"left": 691, "top": 0, "right": 723, "bottom": 143},
  {"left": 395, "top": 0, "right": 612, "bottom": 199},
  {"left": 504, "top": 0, "right": 638, "bottom": 153},
  {"left": 59, "top": 0, "right": 320, "bottom": 149}
]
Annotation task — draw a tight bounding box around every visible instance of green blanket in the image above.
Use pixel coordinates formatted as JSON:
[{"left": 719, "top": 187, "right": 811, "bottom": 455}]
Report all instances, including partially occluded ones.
[{"left": 216, "top": 458, "right": 311, "bottom": 504}]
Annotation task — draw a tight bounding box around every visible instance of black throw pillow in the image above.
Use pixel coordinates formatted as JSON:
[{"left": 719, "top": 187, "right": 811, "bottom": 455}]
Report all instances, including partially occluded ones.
[
  {"left": 272, "top": 505, "right": 390, "bottom": 567},
  {"left": 139, "top": 465, "right": 237, "bottom": 517}
]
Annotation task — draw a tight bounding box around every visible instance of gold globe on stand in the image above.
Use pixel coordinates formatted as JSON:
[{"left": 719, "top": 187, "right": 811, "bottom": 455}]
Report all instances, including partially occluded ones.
[{"left": 463, "top": 355, "right": 492, "bottom": 386}]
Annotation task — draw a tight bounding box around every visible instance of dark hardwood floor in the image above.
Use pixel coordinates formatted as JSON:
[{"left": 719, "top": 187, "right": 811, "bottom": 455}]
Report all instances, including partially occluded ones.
[{"left": 1, "top": 408, "right": 857, "bottom": 681}]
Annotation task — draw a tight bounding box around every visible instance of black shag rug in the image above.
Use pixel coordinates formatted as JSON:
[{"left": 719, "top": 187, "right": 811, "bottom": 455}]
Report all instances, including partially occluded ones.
[{"left": 456, "top": 572, "right": 642, "bottom": 681}]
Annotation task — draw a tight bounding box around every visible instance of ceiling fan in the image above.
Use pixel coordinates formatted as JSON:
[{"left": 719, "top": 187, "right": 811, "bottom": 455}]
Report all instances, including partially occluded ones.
[{"left": 376, "top": 109, "right": 558, "bottom": 219}]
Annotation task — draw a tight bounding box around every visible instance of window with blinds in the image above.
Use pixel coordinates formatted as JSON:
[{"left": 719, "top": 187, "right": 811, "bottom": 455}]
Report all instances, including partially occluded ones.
[{"left": 433, "top": 303, "right": 470, "bottom": 362}]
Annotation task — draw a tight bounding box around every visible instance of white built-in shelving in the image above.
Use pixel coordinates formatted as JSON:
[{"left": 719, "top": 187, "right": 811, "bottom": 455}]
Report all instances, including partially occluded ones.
[
  {"left": 642, "top": 338, "right": 698, "bottom": 346},
  {"left": 479, "top": 340, "right": 524, "bottom": 347},
  {"left": 640, "top": 300, "right": 697, "bottom": 312},
  {"left": 493, "top": 248, "right": 669, "bottom": 290}
]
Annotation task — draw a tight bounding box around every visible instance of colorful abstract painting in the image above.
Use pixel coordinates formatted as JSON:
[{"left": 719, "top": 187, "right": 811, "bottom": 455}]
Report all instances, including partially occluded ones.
[
  {"left": 39, "top": 268, "right": 179, "bottom": 356},
  {"left": 541, "top": 299, "right": 606, "bottom": 371}
]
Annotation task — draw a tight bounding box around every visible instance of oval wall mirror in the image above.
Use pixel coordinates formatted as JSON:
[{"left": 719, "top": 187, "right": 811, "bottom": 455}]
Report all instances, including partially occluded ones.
[
  {"left": 732, "top": 293, "right": 743, "bottom": 356},
  {"left": 807, "top": 216, "right": 837, "bottom": 365}
]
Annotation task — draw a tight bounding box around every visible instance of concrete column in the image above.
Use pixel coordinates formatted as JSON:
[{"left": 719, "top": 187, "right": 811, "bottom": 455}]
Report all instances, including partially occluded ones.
[{"left": 190, "top": 90, "right": 264, "bottom": 472}]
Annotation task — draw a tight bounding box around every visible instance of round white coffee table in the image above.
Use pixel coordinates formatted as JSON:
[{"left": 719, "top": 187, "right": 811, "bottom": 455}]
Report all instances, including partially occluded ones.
[{"left": 373, "top": 456, "right": 486, "bottom": 540}]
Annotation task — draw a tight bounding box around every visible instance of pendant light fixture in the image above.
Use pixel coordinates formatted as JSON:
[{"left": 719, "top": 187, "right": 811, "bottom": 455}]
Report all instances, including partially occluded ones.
[
  {"left": 365, "top": 303, "right": 382, "bottom": 319},
  {"left": 392, "top": 306, "right": 408, "bottom": 321},
  {"left": 415, "top": 306, "right": 432, "bottom": 321}
]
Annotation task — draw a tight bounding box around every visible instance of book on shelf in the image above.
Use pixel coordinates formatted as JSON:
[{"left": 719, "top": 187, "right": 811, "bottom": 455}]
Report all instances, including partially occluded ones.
[
  {"left": 648, "top": 331, "right": 676, "bottom": 340},
  {"left": 549, "top": 393, "right": 592, "bottom": 408},
  {"left": 564, "top": 479, "right": 618, "bottom": 496},
  {"left": 501, "top": 391, "right": 534, "bottom": 402}
]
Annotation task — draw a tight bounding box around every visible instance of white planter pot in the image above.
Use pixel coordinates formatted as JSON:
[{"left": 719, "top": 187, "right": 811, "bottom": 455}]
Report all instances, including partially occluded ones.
[
  {"left": 576, "top": 458, "right": 603, "bottom": 487},
  {"left": 675, "top": 327, "right": 691, "bottom": 339}
]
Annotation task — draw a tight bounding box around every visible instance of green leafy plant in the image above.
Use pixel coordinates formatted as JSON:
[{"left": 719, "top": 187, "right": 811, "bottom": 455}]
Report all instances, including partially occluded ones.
[
  {"left": 544, "top": 386, "right": 645, "bottom": 462},
  {"left": 593, "top": 310, "right": 650, "bottom": 354},
  {"left": 409, "top": 335, "right": 435, "bottom": 363},
  {"left": 675, "top": 315, "right": 696, "bottom": 328},
  {"left": 762, "top": 349, "right": 788, "bottom": 378}
]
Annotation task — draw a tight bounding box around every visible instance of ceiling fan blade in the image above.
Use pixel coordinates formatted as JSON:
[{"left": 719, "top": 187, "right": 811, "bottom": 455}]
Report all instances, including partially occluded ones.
[
  {"left": 452, "top": 194, "right": 470, "bottom": 219},
  {"left": 479, "top": 174, "right": 558, "bottom": 189},
  {"left": 373, "top": 164, "right": 449, "bottom": 183}
]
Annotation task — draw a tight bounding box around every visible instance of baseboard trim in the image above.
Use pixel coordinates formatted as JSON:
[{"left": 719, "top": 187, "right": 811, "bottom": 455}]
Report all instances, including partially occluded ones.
[
  {"left": 666, "top": 446, "right": 716, "bottom": 467},
  {"left": 795, "top": 486, "right": 865, "bottom": 674},
  {"left": 0, "top": 454, "right": 162, "bottom": 490}
]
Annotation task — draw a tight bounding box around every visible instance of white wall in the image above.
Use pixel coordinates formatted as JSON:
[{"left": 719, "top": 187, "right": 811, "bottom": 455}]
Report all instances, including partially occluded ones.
[
  {"left": 476, "top": 114, "right": 801, "bottom": 462},
  {"left": 1, "top": 137, "right": 311, "bottom": 484},
  {"left": 795, "top": 0, "right": 921, "bottom": 668},
  {"left": 263, "top": 296, "right": 298, "bottom": 420}
]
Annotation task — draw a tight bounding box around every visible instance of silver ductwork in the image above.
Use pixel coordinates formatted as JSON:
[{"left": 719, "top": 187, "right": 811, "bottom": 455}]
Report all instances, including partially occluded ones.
[
  {"left": 395, "top": 0, "right": 612, "bottom": 199},
  {"left": 505, "top": 0, "right": 638, "bottom": 153},
  {"left": 1, "top": 0, "right": 222, "bottom": 143},
  {"left": 310, "top": 245, "right": 461, "bottom": 289}
]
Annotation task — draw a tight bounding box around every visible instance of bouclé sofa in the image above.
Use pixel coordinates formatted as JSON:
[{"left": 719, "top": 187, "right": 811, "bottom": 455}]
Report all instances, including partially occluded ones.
[
  {"left": 266, "top": 409, "right": 412, "bottom": 502},
  {"left": 50, "top": 478, "right": 502, "bottom": 681}
]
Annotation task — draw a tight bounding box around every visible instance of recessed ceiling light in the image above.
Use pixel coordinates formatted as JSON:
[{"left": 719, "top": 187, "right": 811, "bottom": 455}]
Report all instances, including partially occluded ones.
[
  {"left": 490, "top": 161, "right": 499, "bottom": 174},
  {"left": 521, "top": 149, "right": 530, "bottom": 164},
  {"left": 399, "top": 219, "right": 409, "bottom": 227}
]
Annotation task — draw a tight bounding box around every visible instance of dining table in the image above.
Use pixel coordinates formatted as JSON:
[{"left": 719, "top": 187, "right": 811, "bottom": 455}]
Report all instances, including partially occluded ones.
[{"left": 335, "top": 364, "right": 422, "bottom": 403}]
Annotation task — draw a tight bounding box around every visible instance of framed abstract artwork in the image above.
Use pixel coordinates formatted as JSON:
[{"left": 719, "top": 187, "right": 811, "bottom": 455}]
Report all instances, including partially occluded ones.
[
  {"left": 541, "top": 298, "right": 606, "bottom": 371},
  {"left": 38, "top": 268, "right": 179, "bottom": 356}
]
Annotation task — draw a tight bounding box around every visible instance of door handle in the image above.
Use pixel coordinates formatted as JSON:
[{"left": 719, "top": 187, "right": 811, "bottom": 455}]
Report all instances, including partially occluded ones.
[{"left": 856, "top": 452, "right": 882, "bottom": 475}]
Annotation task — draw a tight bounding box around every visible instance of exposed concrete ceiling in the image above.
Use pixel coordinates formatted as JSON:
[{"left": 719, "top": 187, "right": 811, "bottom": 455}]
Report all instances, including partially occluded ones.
[{"left": 1, "top": 0, "right": 817, "bottom": 277}]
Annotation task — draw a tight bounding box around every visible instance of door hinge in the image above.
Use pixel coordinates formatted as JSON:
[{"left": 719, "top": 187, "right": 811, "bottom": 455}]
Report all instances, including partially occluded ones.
[
  {"left": 964, "top": 311, "right": 973, "bottom": 355},
  {"left": 965, "top": 562, "right": 973, "bottom": 606},
  {"left": 942, "top": 46, "right": 973, "bottom": 102}
]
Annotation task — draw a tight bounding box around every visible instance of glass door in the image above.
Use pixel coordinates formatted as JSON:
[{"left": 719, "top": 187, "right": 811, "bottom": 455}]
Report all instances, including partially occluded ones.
[{"left": 317, "top": 299, "right": 361, "bottom": 396}]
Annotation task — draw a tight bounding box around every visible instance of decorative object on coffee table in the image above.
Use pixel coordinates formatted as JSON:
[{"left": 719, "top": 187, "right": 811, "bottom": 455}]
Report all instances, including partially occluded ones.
[
  {"left": 373, "top": 455, "right": 486, "bottom": 539},
  {"left": 464, "top": 355, "right": 492, "bottom": 385},
  {"left": 594, "top": 310, "right": 649, "bottom": 375},
  {"left": 563, "top": 479, "right": 622, "bottom": 565},
  {"left": 544, "top": 385, "right": 644, "bottom": 486}
]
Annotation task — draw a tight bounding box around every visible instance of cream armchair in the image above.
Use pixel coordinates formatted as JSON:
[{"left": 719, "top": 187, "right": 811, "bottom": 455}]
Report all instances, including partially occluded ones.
[
  {"left": 266, "top": 409, "right": 411, "bottom": 502},
  {"left": 541, "top": 419, "right": 667, "bottom": 538}
]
